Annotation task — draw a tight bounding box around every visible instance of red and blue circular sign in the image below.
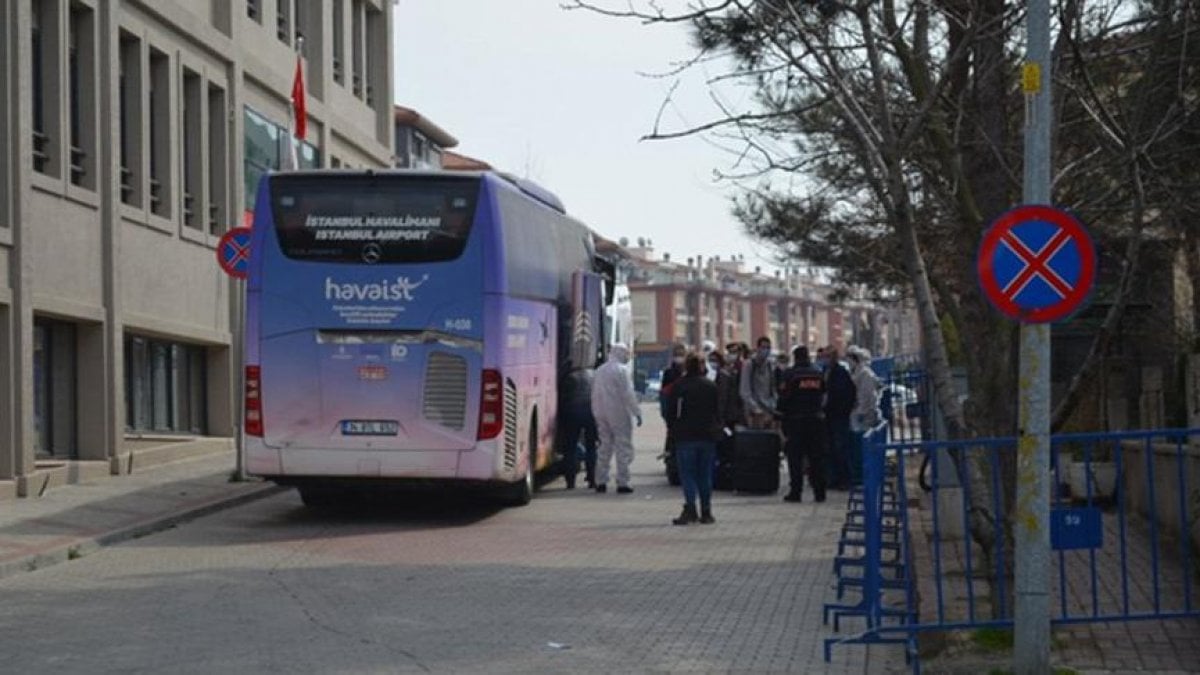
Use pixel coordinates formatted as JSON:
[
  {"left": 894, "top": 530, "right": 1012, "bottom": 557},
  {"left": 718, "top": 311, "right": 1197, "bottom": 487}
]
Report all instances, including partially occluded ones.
[
  {"left": 977, "top": 205, "right": 1096, "bottom": 323},
  {"left": 216, "top": 226, "right": 252, "bottom": 280}
]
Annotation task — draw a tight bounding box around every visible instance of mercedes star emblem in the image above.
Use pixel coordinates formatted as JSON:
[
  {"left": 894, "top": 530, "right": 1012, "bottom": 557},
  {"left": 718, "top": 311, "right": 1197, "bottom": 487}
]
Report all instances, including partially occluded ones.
[{"left": 362, "top": 242, "right": 383, "bottom": 264}]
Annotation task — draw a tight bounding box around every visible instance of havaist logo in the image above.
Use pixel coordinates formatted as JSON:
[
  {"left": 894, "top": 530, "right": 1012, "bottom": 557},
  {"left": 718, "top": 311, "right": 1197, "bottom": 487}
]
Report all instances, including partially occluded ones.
[{"left": 324, "top": 275, "right": 429, "bottom": 302}]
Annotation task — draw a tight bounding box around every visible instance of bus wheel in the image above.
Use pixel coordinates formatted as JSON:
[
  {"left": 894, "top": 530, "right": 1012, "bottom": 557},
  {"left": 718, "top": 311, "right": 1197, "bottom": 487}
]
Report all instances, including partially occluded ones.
[{"left": 503, "top": 425, "right": 537, "bottom": 506}]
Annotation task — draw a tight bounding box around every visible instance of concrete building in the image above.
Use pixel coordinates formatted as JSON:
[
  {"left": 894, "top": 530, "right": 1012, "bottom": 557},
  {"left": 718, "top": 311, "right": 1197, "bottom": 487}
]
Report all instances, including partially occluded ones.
[
  {"left": 392, "top": 104, "right": 456, "bottom": 170},
  {"left": 620, "top": 241, "right": 917, "bottom": 386},
  {"left": 0, "top": 0, "right": 395, "bottom": 498}
]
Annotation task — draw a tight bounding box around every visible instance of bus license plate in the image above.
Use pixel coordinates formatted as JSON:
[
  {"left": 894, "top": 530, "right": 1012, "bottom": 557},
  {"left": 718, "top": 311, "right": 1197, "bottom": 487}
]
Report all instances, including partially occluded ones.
[{"left": 341, "top": 420, "right": 399, "bottom": 436}]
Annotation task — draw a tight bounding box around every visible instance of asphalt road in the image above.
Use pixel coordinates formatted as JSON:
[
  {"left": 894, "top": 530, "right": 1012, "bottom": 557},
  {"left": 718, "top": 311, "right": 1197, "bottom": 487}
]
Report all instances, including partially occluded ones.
[{"left": 0, "top": 407, "right": 904, "bottom": 674}]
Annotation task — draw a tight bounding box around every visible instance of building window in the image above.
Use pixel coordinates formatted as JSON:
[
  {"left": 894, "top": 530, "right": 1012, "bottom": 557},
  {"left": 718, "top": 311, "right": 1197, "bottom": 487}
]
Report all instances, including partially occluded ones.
[
  {"left": 296, "top": 0, "right": 312, "bottom": 45},
  {"left": 330, "top": 155, "right": 341, "bottom": 168},
  {"left": 412, "top": 134, "right": 426, "bottom": 167},
  {"left": 207, "top": 83, "right": 227, "bottom": 233},
  {"left": 182, "top": 68, "right": 202, "bottom": 228},
  {"left": 351, "top": 0, "right": 363, "bottom": 97},
  {"left": 125, "top": 335, "right": 207, "bottom": 434},
  {"left": 243, "top": 106, "right": 320, "bottom": 210},
  {"left": 243, "top": 107, "right": 277, "bottom": 211},
  {"left": 68, "top": 1, "right": 95, "bottom": 188},
  {"left": 364, "top": 3, "right": 381, "bottom": 106},
  {"left": 331, "top": 0, "right": 344, "bottom": 84},
  {"left": 34, "top": 319, "right": 78, "bottom": 459},
  {"left": 246, "top": 0, "right": 259, "bottom": 22},
  {"left": 294, "top": 137, "right": 320, "bottom": 169},
  {"left": 118, "top": 31, "right": 142, "bottom": 206},
  {"left": 148, "top": 47, "right": 170, "bottom": 218},
  {"left": 30, "top": 0, "right": 59, "bottom": 176},
  {"left": 276, "top": 0, "right": 291, "bottom": 44}
]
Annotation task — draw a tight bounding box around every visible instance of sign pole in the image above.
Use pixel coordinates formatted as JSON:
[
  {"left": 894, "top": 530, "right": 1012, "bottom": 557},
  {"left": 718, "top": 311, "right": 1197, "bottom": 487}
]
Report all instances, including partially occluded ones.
[
  {"left": 234, "top": 275, "right": 247, "bottom": 481},
  {"left": 216, "top": 226, "right": 253, "bottom": 481},
  {"left": 1014, "top": 0, "right": 1052, "bottom": 671}
]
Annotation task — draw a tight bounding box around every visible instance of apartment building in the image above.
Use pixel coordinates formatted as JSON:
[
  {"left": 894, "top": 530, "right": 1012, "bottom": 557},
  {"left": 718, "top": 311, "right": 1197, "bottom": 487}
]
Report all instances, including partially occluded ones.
[
  {"left": 393, "top": 104, "right": 456, "bottom": 169},
  {"left": 0, "top": 0, "right": 395, "bottom": 498},
  {"left": 623, "top": 242, "right": 915, "bottom": 383}
]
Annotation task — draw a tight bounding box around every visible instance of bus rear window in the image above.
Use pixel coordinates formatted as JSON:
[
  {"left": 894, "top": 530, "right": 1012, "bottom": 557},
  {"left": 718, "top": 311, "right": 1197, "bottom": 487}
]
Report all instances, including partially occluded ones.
[{"left": 269, "top": 175, "right": 480, "bottom": 263}]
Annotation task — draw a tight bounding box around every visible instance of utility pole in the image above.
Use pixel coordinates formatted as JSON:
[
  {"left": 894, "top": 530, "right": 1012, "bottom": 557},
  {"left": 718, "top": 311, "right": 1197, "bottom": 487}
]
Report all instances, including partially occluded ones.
[{"left": 1014, "top": 0, "right": 1052, "bottom": 672}]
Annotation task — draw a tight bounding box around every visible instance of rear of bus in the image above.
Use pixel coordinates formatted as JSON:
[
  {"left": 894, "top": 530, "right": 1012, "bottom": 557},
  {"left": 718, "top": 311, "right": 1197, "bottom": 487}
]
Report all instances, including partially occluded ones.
[{"left": 243, "top": 171, "right": 510, "bottom": 494}]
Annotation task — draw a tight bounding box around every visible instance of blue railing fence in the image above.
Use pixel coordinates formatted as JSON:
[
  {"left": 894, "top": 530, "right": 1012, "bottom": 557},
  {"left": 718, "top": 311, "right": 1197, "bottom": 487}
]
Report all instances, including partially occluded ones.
[
  {"left": 873, "top": 366, "right": 936, "bottom": 445},
  {"left": 824, "top": 424, "right": 1200, "bottom": 671}
]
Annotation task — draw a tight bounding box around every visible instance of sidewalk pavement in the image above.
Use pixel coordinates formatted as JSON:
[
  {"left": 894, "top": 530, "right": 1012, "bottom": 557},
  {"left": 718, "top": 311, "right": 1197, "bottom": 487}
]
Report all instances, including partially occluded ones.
[
  {"left": 5, "top": 407, "right": 1196, "bottom": 672},
  {"left": 0, "top": 452, "right": 283, "bottom": 581}
]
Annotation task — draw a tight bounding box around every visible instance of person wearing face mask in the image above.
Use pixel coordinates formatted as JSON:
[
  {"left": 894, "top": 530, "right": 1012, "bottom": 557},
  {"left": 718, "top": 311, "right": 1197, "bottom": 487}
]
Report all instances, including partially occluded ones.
[
  {"left": 739, "top": 336, "right": 779, "bottom": 430},
  {"left": 658, "top": 343, "right": 688, "bottom": 485},
  {"left": 591, "top": 343, "right": 643, "bottom": 494},
  {"left": 723, "top": 343, "right": 748, "bottom": 427},
  {"left": 660, "top": 343, "right": 689, "bottom": 405},
  {"left": 709, "top": 350, "right": 740, "bottom": 490},
  {"left": 777, "top": 346, "right": 827, "bottom": 503}
]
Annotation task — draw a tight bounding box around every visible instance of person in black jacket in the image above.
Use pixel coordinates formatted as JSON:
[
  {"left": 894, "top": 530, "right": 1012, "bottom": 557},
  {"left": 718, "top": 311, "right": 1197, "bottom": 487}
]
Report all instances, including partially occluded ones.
[
  {"left": 557, "top": 367, "right": 598, "bottom": 489},
  {"left": 666, "top": 353, "right": 721, "bottom": 525},
  {"left": 658, "top": 343, "right": 688, "bottom": 484},
  {"left": 777, "top": 346, "right": 827, "bottom": 503},
  {"left": 822, "top": 347, "right": 857, "bottom": 490},
  {"left": 709, "top": 351, "right": 740, "bottom": 488},
  {"left": 709, "top": 351, "right": 741, "bottom": 430}
]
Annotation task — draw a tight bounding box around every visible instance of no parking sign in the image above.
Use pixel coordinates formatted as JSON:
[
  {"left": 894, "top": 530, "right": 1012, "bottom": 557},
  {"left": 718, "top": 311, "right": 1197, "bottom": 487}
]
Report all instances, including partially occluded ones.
[
  {"left": 216, "top": 227, "right": 252, "bottom": 280},
  {"left": 977, "top": 205, "right": 1097, "bottom": 323}
]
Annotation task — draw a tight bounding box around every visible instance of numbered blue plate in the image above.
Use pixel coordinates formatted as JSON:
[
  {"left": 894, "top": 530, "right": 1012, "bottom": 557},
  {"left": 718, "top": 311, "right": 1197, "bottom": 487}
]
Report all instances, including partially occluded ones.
[
  {"left": 341, "top": 420, "right": 399, "bottom": 436},
  {"left": 1051, "top": 507, "right": 1103, "bottom": 550}
]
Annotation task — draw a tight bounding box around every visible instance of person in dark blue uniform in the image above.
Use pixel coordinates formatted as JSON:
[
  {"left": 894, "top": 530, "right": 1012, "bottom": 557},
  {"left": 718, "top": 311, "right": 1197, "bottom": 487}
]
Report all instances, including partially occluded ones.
[
  {"left": 777, "top": 346, "right": 827, "bottom": 503},
  {"left": 557, "top": 367, "right": 598, "bottom": 489}
]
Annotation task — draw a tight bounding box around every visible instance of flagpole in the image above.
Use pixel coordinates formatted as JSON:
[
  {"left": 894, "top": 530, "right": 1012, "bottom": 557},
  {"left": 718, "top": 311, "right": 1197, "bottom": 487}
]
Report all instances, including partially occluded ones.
[{"left": 285, "top": 37, "right": 305, "bottom": 171}]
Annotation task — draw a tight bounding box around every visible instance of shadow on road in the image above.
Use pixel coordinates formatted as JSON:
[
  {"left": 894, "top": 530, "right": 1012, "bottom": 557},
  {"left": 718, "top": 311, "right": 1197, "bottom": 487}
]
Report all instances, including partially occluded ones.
[{"left": 274, "top": 488, "right": 508, "bottom": 530}]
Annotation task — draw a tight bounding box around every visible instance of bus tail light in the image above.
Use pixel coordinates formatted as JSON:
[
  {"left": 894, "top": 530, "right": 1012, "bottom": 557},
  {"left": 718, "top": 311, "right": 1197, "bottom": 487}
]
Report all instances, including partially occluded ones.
[
  {"left": 245, "top": 365, "right": 263, "bottom": 437},
  {"left": 477, "top": 369, "right": 503, "bottom": 440}
]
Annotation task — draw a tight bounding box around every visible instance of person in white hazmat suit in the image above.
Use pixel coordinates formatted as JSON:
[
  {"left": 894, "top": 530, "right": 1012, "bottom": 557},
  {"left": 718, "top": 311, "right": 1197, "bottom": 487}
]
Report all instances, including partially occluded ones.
[{"left": 590, "top": 343, "right": 642, "bottom": 493}]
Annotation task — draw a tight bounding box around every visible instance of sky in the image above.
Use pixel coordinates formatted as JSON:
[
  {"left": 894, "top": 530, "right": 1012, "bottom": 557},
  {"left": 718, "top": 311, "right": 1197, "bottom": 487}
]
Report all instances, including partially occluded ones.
[{"left": 392, "top": 1, "right": 785, "bottom": 274}]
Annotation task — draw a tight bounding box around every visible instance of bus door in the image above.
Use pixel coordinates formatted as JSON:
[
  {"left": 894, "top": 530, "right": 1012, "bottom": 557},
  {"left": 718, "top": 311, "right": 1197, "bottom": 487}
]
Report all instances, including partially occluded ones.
[{"left": 569, "top": 270, "right": 605, "bottom": 369}]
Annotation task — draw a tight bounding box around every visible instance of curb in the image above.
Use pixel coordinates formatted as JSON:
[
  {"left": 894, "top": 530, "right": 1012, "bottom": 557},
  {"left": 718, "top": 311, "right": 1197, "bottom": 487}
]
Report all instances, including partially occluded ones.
[{"left": 0, "top": 482, "right": 288, "bottom": 582}]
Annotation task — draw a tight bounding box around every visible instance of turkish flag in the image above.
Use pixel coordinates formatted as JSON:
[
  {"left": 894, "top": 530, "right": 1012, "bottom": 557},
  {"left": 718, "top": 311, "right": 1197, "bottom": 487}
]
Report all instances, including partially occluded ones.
[{"left": 291, "top": 56, "right": 306, "bottom": 141}]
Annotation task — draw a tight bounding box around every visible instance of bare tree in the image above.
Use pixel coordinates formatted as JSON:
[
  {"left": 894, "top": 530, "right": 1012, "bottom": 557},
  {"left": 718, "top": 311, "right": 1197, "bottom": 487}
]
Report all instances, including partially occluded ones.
[{"left": 566, "top": 0, "right": 1200, "bottom": 614}]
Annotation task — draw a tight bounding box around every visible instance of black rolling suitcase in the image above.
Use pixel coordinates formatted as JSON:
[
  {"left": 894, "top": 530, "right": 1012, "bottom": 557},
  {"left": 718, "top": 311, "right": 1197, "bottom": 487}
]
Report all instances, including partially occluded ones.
[{"left": 733, "top": 429, "right": 781, "bottom": 494}]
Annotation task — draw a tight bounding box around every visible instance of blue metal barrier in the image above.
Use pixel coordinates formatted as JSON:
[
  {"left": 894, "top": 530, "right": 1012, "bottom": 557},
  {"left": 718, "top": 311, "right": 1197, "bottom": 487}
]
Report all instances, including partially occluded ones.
[
  {"left": 823, "top": 422, "right": 917, "bottom": 659},
  {"left": 824, "top": 426, "right": 1200, "bottom": 672},
  {"left": 878, "top": 369, "right": 934, "bottom": 445}
]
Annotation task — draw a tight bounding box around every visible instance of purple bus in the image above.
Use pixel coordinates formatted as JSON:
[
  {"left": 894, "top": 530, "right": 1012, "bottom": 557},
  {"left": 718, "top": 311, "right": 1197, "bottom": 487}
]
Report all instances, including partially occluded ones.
[{"left": 244, "top": 170, "right": 610, "bottom": 507}]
